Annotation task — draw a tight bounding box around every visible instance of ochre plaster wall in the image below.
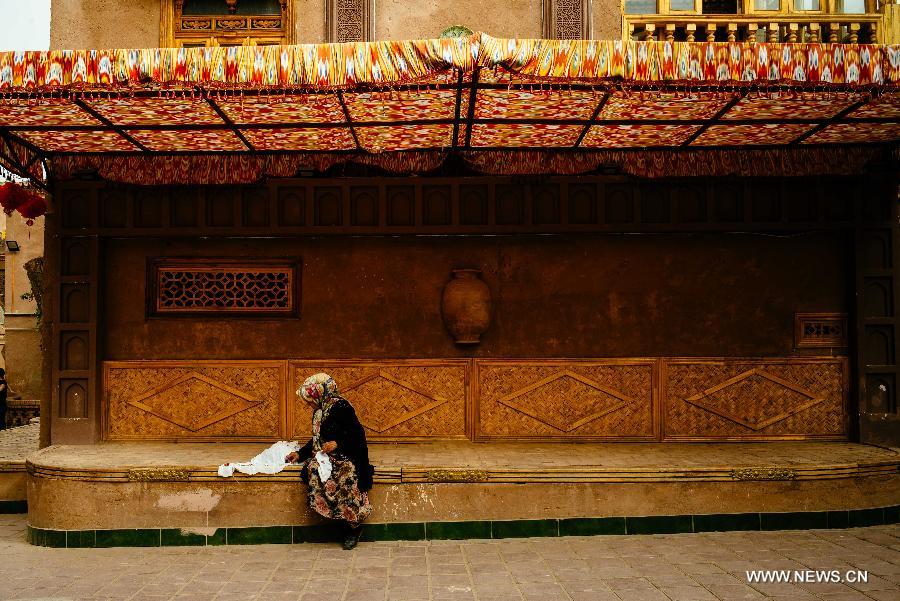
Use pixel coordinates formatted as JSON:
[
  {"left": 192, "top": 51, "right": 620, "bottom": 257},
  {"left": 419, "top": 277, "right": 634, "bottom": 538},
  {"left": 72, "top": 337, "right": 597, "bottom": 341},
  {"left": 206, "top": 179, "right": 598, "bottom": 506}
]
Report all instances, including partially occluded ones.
[
  {"left": 293, "top": 0, "right": 326, "bottom": 43},
  {"left": 3, "top": 213, "right": 44, "bottom": 399},
  {"left": 102, "top": 230, "right": 850, "bottom": 360},
  {"left": 48, "top": 0, "right": 624, "bottom": 49},
  {"left": 374, "top": 0, "right": 542, "bottom": 40},
  {"left": 593, "top": 0, "right": 623, "bottom": 40},
  {"left": 2, "top": 214, "right": 45, "bottom": 400},
  {"left": 50, "top": 0, "right": 161, "bottom": 49}
]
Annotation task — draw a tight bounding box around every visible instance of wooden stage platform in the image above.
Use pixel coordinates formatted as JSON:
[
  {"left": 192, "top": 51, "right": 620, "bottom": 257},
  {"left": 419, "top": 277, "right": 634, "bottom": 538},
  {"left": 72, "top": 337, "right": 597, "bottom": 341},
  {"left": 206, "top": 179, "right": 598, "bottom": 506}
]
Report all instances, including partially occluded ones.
[{"left": 23, "top": 441, "right": 900, "bottom": 546}]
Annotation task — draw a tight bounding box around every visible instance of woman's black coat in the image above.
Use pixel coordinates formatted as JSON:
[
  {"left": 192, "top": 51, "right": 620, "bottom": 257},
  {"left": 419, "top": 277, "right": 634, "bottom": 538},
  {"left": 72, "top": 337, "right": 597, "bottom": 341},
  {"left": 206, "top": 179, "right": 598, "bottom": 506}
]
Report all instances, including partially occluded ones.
[{"left": 297, "top": 399, "right": 374, "bottom": 491}]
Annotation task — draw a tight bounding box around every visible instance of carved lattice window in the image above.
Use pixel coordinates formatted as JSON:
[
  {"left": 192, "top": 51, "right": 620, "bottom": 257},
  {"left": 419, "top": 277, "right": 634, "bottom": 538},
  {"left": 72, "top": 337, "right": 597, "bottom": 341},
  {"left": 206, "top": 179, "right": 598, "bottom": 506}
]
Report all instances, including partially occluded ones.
[
  {"left": 543, "top": 0, "right": 591, "bottom": 39},
  {"left": 148, "top": 258, "right": 300, "bottom": 317},
  {"left": 795, "top": 312, "right": 848, "bottom": 348},
  {"left": 327, "top": 0, "right": 373, "bottom": 42},
  {"left": 162, "top": 0, "right": 293, "bottom": 47}
]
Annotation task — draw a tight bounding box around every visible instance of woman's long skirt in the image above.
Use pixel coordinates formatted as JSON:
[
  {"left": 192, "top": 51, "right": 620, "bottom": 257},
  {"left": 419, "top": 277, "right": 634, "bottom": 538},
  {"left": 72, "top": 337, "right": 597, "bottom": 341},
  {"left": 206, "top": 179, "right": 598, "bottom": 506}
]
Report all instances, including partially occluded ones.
[{"left": 305, "top": 455, "right": 372, "bottom": 524}]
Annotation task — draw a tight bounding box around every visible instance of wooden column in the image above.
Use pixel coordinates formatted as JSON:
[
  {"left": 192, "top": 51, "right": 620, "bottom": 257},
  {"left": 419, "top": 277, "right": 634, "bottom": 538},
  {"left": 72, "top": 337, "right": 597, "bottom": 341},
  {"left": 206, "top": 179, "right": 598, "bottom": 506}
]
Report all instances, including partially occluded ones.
[
  {"left": 50, "top": 183, "right": 102, "bottom": 444},
  {"left": 855, "top": 172, "right": 900, "bottom": 446},
  {"left": 39, "top": 197, "right": 57, "bottom": 449}
]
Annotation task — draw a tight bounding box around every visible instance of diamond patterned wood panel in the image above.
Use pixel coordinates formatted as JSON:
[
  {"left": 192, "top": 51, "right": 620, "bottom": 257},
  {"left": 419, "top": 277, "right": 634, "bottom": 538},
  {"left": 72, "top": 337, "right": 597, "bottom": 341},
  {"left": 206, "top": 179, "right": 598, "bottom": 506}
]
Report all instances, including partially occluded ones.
[
  {"left": 289, "top": 360, "right": 470, "bottom": 440},
  {"left": 104, "top": 362, "right": 285, "bottom": 440},
  {"left": 476, "top": 360, "right": 657, "bottom": 440},
  {"left": 101, "top": 357, "right": 848, "bottom": 442},
  {"left": 663, "top": 358, "right": 848, "bottom": 440}
]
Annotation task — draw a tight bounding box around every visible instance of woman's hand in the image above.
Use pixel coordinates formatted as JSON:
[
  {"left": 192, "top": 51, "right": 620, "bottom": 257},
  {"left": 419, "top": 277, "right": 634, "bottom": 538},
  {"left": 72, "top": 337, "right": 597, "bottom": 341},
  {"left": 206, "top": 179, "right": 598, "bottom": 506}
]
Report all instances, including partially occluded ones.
[
  {"left": 322, "top": 441, "right": 337, "bottom": 454},
  {"left": 284, "top": 451, "right": 300, "bottom": 464}
]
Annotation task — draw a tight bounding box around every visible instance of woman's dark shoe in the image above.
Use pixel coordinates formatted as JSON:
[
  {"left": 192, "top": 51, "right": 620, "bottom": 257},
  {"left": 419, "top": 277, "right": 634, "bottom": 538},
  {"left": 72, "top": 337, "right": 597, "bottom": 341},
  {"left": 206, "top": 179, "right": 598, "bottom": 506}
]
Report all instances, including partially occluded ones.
[{"left": 342, "top": 525, "right": 362, "bottom": 550}]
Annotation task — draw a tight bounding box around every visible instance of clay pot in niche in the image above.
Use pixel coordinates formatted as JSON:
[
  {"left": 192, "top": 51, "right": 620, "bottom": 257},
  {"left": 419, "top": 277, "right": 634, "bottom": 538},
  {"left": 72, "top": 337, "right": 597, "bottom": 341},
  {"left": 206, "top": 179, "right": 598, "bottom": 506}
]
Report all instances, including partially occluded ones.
[{"left": 441, "top": 268, "right": 492, "bottom": 344}]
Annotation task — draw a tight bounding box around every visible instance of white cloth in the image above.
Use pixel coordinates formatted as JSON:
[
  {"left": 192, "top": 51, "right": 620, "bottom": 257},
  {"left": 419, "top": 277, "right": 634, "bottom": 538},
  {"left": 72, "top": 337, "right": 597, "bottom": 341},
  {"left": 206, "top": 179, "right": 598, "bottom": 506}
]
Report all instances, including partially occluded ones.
[
  {"left": 217, "top": 441, "right": 300, "bottom": 477},
  {"left": 315, "top": 450, "right": 332, "bottom": 482}
]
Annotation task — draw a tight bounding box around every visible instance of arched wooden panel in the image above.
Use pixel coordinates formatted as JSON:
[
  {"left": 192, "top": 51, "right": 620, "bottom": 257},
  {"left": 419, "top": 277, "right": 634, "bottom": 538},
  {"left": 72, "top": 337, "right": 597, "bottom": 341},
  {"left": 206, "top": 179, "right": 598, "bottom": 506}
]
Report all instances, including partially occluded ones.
[
  {"left": 568, "top": 183, "right": 597, "bottom": 224},
  {"left": 864, "top": 279, "right": 893, "bottom": 317},
  {"left": 61, "top": 285, "right": 89, "bottom": 323},
  {"left": 387, "top": 186, "right": 415, "bottom": 226},
  {"left": 277, "top": 187, "right": 306, "bottom": 227},
  {"left": 61, "top": 239, "right": 89, "bottom": 276},
  {"left": 865, "top": 326, "right": 894, "bottom": 366},
  {"left": 350, "top": 186, "right": 379, "bottom": 226},
  {"left": 241, "top": 186, "right": 269, "bottom": 228},
  {"left": 314, "top": 186, "right": 342, "bottom": 226},
  {"left": 422, "top": 186, "right": 451, "bottom": 226},
  {"left": 460, "top": 185, "right": 488, "bottom": 225},
  {"left": 604, "top": 184, "right": 633, "bottom": 223},
  {"left": 61, "top": 380, "right": 87, "bottom": 419},
  {"left": 865, "top": 375, "right": 896, "bottom": 413},
  {"left": 864, "top": 230, "right": 892, "bottom": 269},
  {"left": 61, "top": 332, "right": 88, "bottom": 371}
]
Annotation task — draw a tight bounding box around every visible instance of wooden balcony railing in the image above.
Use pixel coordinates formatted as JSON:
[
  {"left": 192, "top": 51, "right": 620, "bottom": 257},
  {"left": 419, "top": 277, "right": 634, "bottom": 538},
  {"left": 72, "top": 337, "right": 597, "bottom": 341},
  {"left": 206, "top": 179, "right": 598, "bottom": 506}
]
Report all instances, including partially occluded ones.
[{"left": 626, "top": 14, "right": 884, "bottom": 42}]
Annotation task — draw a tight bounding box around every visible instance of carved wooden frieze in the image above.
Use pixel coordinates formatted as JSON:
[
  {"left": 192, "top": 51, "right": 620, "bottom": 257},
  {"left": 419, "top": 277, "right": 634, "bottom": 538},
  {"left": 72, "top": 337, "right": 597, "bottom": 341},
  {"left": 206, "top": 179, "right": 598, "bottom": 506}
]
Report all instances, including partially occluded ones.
[
  {"left": 476, "top": 360, "right": 657, "bottom": 440},
  {"left": 730, "top": 467, "right": 796, "bottom": 481},
  {"left": 663, "top": 358, "right": 848, "bottom": 440},
  {"left": 289, "top": 360, "right": 469, "bottom": 440},
  {"left": 104, "top": 362, "right": 285, "bottom": 440}
]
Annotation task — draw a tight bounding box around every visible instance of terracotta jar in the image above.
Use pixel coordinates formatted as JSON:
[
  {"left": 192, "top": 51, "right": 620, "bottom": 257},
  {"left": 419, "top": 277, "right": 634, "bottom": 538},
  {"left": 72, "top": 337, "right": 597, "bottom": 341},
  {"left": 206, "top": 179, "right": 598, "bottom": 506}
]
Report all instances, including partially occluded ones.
[{"left": 441, "top": 268, "right": 492, "bottom": 344}]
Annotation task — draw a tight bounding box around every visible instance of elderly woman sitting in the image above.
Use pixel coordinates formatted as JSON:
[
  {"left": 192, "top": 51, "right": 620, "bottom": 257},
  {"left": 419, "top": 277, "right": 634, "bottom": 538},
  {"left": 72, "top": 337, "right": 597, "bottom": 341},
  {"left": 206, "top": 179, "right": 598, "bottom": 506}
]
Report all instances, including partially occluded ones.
[{"left": 286, "top": 373, "right": 374, "bottom": 550}]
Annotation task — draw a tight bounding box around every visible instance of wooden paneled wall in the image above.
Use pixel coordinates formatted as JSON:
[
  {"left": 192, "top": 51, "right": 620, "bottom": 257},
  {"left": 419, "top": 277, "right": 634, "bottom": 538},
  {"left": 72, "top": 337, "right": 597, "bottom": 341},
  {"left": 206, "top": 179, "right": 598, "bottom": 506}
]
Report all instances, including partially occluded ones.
[
  {"left": 56, "top": 176, "right": 864, "bottom": 239},
  {"left": 102, "top": 357, "right": 848, "bottom": 442}
]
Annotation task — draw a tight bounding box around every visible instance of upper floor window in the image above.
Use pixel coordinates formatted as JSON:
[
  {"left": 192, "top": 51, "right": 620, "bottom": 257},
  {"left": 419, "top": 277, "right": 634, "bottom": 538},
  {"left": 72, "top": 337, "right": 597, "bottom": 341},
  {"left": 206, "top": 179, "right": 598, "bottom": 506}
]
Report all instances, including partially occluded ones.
[
  {"left": 754, "top": 0, "right": 781, "bottom": 10},
  {"left": 163, "top": 0, "right": 292, "bottom": 47},
  {"left": 834, "top": 0, "right": 867, "bottom": 12},
  {"left": 624, "top": 0, "right": 659, "bottom": 14},
  {"left": 793, "top": 0, "right": 821, "bottom": 10}
]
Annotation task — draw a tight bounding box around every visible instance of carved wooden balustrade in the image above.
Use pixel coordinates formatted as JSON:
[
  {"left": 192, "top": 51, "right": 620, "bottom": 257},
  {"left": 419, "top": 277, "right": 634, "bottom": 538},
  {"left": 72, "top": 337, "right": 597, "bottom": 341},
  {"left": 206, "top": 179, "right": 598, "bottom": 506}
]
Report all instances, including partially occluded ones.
[
  {"left": 624, "top": 0, "right": 894, "bottom": 43},
  {"left": 627, "top": 15, "right": 882, "bottom": 42}
]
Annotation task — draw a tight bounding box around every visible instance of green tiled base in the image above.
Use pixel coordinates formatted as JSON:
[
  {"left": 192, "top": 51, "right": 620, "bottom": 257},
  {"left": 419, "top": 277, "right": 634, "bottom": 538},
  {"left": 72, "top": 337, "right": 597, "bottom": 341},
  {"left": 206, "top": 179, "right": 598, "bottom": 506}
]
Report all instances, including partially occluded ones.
[
  {"left": 560, "top": 517, "right": 626, "bottom": 536},
  {"left": 492, "top": 519, "right": 558, "bottom": 539},
  {"left": 627, "top": 515, "right": 693, "bottom": 535},
  {"left": 226, "top": 525, "right": 291, "bottom": 545},
  {"left": 761, "top": 511, "right": 829, "bottom": 531},
  {"left": 426, "top": 520, "right": 492, "bottom": 540},
  {"left": 26, "top": 504, "right": 900, "bottom": 548},
  {"left": 693, "top": 513, "right": 760, "bottom": 533},
  {"left": 0, "top": 500, "right": 27, "bottom": 514}
]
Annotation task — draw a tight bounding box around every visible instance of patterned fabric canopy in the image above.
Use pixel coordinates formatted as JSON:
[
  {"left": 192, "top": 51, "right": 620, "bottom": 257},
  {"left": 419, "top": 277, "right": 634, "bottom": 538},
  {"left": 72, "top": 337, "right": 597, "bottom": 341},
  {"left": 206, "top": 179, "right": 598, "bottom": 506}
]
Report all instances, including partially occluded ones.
[{"left": 0, "top": 33, "right": 897, "bottom": 184}]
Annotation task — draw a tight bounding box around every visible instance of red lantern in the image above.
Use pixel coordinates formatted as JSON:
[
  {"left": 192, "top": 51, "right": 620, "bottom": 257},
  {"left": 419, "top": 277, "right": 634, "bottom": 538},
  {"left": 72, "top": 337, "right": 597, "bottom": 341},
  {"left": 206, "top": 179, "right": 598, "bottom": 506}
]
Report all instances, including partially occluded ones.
[
  {"left": 0, "top": 181, "right": 27, "bottom": 215},
  {"left": 0, "top": 181, "right": 48, "bottom": 224},
  {"left": 17, "top": 192, "right": 47, "bottom": 225}
]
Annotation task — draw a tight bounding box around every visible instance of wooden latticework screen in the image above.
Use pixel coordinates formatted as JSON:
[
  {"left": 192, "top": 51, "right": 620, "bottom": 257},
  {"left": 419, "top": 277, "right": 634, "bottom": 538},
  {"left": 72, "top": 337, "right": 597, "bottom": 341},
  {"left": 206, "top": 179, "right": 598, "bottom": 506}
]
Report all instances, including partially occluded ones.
[{"left": 147, "top": 258, "right": 299, "bottom": 317}]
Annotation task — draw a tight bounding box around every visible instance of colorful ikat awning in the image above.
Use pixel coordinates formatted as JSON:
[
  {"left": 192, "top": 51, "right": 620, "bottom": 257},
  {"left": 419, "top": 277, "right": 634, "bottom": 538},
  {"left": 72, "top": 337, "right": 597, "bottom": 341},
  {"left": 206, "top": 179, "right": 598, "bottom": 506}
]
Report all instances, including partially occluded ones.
[{"left": 0, "top": 33, "right": 898, "bottom": 184}]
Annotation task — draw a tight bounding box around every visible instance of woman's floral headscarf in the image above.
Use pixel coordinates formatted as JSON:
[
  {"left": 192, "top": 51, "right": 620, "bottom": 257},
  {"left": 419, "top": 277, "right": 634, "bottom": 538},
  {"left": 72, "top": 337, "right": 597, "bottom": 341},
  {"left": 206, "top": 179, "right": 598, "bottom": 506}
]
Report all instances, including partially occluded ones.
[{"left": 297, "top": 373, "right": 342, "bottom": 451}]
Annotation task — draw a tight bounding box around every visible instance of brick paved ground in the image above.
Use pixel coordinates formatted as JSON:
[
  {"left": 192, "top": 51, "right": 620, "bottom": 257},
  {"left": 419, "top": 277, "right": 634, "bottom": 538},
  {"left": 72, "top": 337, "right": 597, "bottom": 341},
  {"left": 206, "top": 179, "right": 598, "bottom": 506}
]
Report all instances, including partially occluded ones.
[{"left": 0, "top": 515, "right": 897, "bottom": 601}]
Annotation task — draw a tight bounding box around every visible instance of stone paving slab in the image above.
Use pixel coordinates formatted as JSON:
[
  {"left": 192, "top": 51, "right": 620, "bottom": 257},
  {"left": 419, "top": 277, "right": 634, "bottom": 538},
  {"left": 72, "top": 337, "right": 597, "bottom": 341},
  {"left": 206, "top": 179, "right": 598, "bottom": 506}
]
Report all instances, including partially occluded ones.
[
  {"left": 0, "top": 421, "right": 39, "bottom": 468},
  {"left": 2, "top": 515, "right": 899, "bottom": 601}
]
